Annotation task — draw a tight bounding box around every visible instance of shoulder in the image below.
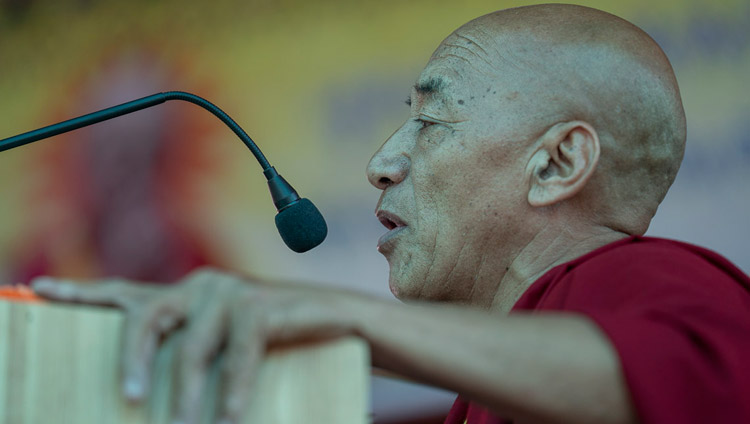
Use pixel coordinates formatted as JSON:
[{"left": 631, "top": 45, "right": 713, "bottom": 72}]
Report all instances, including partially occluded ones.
[
  {"left": 514, "top": 237, "right": 750, "bottom": 424},
  {"left": 518, "top": 236, "right": 750, "bottom": 312},
  {"left": 580, "top": 236, "right": 746, "bottom": 280}
]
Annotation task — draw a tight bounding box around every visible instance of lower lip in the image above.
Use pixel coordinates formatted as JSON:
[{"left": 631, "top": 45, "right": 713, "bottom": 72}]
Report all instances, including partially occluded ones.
[{"left": 377, "top": 226, "right": 407, "bottom": 250}]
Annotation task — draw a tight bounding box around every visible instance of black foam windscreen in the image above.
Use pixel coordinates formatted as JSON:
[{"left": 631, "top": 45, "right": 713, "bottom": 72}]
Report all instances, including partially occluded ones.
[{"left": 274, "top": 198, "right": 328, "bottom": 253}]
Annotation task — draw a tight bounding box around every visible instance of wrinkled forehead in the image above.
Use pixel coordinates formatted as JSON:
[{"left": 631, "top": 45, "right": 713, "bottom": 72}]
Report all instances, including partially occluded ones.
[
  {"left": 433, "top": 29, "right": 494, "bottom": 60},
  {"left": 419, "top": 29, "right": 532, "bottom": 94},
  {"left": 414, "top": 45, "right": 498, "bottom": 102}
]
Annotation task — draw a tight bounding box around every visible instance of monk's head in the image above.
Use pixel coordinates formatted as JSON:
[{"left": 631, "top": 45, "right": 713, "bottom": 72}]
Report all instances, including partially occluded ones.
[{"left": 367, "top": 4, "right": 686, "bottom": 303}]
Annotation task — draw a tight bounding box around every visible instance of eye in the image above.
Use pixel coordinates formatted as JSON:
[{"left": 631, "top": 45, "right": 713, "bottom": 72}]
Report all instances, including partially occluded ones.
[{"left": 415, "top": 118, "right": 436, "bottom": 130}]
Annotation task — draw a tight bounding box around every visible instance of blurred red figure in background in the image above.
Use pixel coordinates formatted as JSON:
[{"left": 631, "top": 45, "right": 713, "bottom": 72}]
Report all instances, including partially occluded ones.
[{"left": 9, "top": 49, "right": 224, "bottom": 284}]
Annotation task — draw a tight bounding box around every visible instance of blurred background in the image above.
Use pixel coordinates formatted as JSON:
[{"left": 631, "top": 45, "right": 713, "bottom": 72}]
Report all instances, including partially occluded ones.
[{"left": 0, "top": 0, "right": 747, "bottom": 422}]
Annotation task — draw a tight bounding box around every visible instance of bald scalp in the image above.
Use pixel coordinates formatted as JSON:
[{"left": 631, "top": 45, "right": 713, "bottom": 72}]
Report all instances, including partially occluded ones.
[{"left": 454, "top": 4, "right": 687, "bottom": 235}]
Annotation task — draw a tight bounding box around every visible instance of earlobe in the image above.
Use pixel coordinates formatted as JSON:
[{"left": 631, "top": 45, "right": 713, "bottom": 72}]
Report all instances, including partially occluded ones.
[{"left": 526, "top": 121, "right": 600, "bottom": 207}]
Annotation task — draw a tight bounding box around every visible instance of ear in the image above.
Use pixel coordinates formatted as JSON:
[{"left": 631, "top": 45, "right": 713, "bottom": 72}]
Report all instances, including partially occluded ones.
[{"left": 526, "top": 121, "right": 600, "bottom": 207}]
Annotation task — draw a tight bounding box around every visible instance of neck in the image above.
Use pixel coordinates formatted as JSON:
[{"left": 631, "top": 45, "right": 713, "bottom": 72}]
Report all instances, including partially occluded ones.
[{"left": 489, "top": 224, "right": 628, "bottom": 313}]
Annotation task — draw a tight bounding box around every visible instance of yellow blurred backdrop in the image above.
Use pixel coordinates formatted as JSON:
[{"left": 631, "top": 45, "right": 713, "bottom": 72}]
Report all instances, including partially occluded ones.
[{"left": 1, "top": 0, "right": 748, "bottom": 420}]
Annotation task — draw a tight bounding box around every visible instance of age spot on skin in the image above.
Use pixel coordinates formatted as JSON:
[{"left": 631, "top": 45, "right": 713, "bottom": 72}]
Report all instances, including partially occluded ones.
[{"left": 506, "top": 92, "right": 519, "bottom": 100}]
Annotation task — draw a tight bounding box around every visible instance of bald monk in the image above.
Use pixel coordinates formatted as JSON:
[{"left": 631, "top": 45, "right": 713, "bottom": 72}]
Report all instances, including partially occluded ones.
[{"left": 32, "top": 4, "right": 750, "bottom": 424}]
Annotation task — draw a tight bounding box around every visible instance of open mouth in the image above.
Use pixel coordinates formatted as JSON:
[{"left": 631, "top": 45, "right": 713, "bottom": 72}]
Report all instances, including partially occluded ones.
[
  {"left": 377, "top": 210, "right": 407, "bottom": 230},
  {"left": 376, "top": 210, "right": 408, "bottom": 250}
]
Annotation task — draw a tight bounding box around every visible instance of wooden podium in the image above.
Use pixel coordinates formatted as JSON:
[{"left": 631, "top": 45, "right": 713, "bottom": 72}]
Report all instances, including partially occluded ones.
[{"left": 0, "top": 299, "right": 370, "bottom": 424}]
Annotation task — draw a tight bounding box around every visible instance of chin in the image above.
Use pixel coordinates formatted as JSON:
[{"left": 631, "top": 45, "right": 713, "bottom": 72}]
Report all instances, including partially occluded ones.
[
  {"left": 385, "top": 247, "right": 438, "bottom": 302},
  {"left": 388, "top": 273, "right": 407, "bottom": 300},
  {"left": 389, "top": 270, "right": 445, "bottom": 303},
  {"left": 387, "top": 271, "right": 421, "bottom": 302}
]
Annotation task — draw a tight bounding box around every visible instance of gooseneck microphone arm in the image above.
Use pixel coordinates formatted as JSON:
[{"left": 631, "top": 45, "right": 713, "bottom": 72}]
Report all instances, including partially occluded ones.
[
  {"left": 0, "top": 91, "right": 272, "bottom": 169},
  {"left": 0, "top": 91, "right": 327, "bottom": 253}
]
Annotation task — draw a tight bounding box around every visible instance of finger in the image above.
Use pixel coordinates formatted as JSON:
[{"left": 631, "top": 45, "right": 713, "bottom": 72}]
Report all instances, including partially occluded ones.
[
  {"left": 31, "top": 276, "right": 134, "bottom": 307},
  {"left": 173, "top": 300, "right": 227, "bottom": 424},
  {"left": 121, "top": 304, "right": 184, "bottom": 402},
  {"left": 121, "top": 310, "right": 158, "bottom": 402},
  {"left": 217, "top": 308, "right": 265, "bottom": 424}
]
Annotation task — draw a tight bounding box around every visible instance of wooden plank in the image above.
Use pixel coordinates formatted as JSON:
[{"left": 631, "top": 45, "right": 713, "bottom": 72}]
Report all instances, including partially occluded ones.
[{"left": 0, "top": 300, "right": 369, "bottom": 424}]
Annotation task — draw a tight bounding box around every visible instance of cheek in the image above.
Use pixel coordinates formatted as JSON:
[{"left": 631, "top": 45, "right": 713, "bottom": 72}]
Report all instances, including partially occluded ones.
[
  {"left": 411, "top": 140, "right": 527, "bottom": 249},
  {"left": 389, "top": 123, "right": 533, "bottom": 300},
  {"left": 413, "top": 152, "right": 486, "bottom": 225},
  {"left": 403, "top": 171, "right": 476, "bottom": 284}
]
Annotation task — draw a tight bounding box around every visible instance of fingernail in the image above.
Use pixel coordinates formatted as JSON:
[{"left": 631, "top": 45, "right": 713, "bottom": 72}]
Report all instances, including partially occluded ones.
[
  {"left": 31, "top": 277, "right": 57, "bottom": 291},
  {"left": 123, "top": 377, "right": 143, "bottom": 400},
  {"left": 55, "top": 282, "right": 76, "bottom": 298},
  {"left": 157, "top": 314, "right": 177, "bottom": 330}
]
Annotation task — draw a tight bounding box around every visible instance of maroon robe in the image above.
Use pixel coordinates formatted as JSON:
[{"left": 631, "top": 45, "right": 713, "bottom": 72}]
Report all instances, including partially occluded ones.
[{"left": 445, "top": 236, "right": 750, "bottom": 424}]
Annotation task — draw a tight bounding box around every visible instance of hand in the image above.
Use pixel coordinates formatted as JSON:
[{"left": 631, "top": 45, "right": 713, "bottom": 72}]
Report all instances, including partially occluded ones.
[{"left": 31, "top": 268, "right": 361, "bottom": 424}]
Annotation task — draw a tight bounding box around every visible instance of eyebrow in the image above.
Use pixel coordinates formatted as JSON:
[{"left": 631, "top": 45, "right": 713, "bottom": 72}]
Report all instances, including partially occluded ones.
[
  {"left": 405, "top": 77, "right": 447, "bottom": 106},
  {"left": 414, "top": 77, "right": 446, "bottom": 94}
]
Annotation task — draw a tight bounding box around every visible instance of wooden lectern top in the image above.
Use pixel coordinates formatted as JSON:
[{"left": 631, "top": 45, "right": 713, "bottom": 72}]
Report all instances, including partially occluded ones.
[{"left": 0, "top": 294, "right": 370, "bottom": 424}]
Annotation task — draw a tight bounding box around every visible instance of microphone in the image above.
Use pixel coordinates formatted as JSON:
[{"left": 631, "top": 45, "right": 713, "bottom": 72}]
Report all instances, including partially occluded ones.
[{"left": 0, "top": 91, "right": 327, "bottom": 253}]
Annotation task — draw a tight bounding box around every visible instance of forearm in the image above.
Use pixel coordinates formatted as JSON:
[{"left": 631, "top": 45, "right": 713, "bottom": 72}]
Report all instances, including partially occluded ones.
[
  {"left": 29, "top": 271, "right": 639, "bottom": 424},
  {"left": 346, "top": 297, "right": 636, "bottom": 424}
]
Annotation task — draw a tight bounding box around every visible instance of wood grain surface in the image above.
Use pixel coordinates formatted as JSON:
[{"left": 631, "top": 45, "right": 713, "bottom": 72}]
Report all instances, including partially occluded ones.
[{"left": 0, "top": 299, "right": 369, "bottom": 424}]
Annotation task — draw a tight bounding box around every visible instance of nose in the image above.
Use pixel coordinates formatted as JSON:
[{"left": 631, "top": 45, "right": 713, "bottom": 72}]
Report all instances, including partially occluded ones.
[{"left": 367, "top": 124, "right": 411, "bottom": 190}]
